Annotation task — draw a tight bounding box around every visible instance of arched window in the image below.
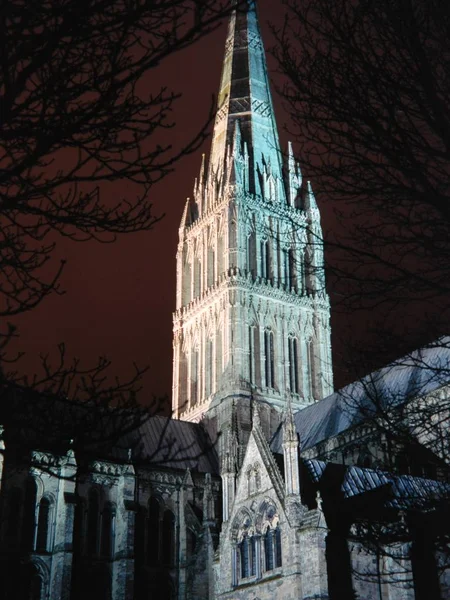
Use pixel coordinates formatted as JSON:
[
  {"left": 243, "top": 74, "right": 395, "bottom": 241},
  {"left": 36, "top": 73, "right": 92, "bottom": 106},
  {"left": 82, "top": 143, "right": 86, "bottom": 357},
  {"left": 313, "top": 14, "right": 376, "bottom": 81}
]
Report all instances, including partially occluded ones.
[
  {"left": 148, "top": 497, "right": 161, "bottom": 564},
  {"left": 182, "top": 254, "right": 192, "bottom": 306},
  {"left": 264, "top": 529, "right": 274, "bottom": 571},
  {"left": 239, "top": 534, "right": 257, "bottom": 579},
  {"left": 288, "top": 336, "right": 299, "bottom": 394},
  {"left": 101, "top": 504, "right": 115, "bottom": 559},
  {"left": 247, "top": 231, "right": 257, "bottom": 278},
  {"left": 264, "top": 330, "right": 275, "bottom": 388},
  {"left": 264, "top": 526, "right": 281, "bottom": 571},
  {"left": 288, "top": 248, "right": 296, "bottom": 290},
  {"left": 87, "top": 489, "right": 100, "bottom": 556},
  {"left": 307, "top": 339, "right": 317, "bottom": 399},
  {"left": 36, "top": 497, "right": 52, "bottom": 553},
  {"left": 207, "top": 245, "right": 215, "bottom": 287},
  {"left": 206, "top": 339, "right": 214, "bottom": 397},
  {"left": 190, "top": 349, "right": 199, "bottom": 406},
  {"left": 135, "top": 506, "right": 146, "bottom": 565},
  {"left": 282, "top": 249, "right": 289, "bottom": 288},
  {"left": 260, "top": 239, "right": 270, "bottom": 280},
  {"left": 275, "top": 526, "right": 282, "bottom": 568},
  {"left": 22, "top": 477, "right": 37, "bottom": 552},
  {"left": 162, "top": 510, "right": 175, "bottom": 567}
]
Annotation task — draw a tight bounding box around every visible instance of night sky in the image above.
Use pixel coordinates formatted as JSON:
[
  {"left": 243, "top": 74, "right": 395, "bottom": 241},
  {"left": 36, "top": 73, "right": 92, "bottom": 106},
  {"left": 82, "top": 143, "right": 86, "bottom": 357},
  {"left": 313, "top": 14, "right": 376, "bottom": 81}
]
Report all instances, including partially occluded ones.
[{"left": 8, "top": 1, "right": 361, "bottom": 405}]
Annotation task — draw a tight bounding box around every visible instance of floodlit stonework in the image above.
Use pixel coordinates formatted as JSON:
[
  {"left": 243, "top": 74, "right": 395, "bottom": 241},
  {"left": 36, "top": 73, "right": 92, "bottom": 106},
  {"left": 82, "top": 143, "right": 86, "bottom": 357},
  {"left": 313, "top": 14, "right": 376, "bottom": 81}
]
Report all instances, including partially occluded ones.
[{"left": 0, "top": 2, "right": 449, "bottom": 600}]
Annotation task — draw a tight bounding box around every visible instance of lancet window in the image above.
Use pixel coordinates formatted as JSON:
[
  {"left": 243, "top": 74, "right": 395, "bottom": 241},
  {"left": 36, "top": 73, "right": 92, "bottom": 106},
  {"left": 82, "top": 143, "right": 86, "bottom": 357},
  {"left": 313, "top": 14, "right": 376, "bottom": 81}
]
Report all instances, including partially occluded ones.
[
  {"left": 100, "top": 503, "right": 115, "bottom": 559},
  {"left": 87, "top": 489, "right": 100, "bottom": 556},
  {"left": 146, "top": 498, "right": 175, "bottom": 567},
  {"left": 147, "top": 497, "right": 160, "bottom": 564},
  {"left": 239, "top": 535, "right": 257, "bottom": 578},
  {"left": 207, "top": 246, "right": 215, "bottom": 287},
  {"left": 260, "top": 239, "right": 271, "bottom": 280},
  {"left": 288, "top": 336, "right": 299, "bottom": 394},
  {"left": 264, "top": 526, "right": 282, "bottom": 571},
  {"left": 288, "top": 248, "right": 296, "bottom": 290},
  {"left": 307, "top": 338, "right": 317, "bottom": 400},
  {"left": 248, "top": 325, "right": 260, "bottom": 386},
  {"left": 206, "top": 339, "right": 214, "bottom": 397},
  {"left": 264, "top": 330, "right": 275, "bottom": 388},
  {"left": 247, "top": 231, "right": 257, "bottom": 278},
  {"left": 36, "top": 496, "right": 52, "bottom": 553},
  {"left": 162, "top": 510, "right": 175, "bottom": 567},
  {"left": 190, "top": 349, "right": 199, "bottom": 406}
]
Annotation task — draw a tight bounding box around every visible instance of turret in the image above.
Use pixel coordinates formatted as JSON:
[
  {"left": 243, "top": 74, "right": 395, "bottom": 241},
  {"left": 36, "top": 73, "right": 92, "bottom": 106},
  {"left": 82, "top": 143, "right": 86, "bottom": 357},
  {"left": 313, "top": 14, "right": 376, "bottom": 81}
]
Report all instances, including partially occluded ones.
[
  {"left": 221, "top": 406, "right": 239, "bottom": 521},
  {"left": 282, "top": 398, "right": 300, "bottom": 497},
  {"left": 304, "top": 181, "right": 325, "bottom": 296}
]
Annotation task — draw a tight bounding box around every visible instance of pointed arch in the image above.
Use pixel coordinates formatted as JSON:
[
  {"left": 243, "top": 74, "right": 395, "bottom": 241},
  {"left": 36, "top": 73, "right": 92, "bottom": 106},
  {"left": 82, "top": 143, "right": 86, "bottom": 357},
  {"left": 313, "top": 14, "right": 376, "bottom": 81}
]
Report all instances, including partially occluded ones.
[
  {"left": 147, "top": 496, "right": 161, "bottom": 564},
  {"left": 87, "top": 488, "right": 100, "bottom": 556},
  {"left": 36, "top": 496, "right": 53, "bottom": 553}
]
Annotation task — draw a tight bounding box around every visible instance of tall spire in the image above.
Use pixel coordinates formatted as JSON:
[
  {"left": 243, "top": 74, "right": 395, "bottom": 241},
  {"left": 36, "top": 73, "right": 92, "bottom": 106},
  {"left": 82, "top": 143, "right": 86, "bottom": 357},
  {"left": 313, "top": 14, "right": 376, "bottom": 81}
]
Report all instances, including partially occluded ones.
[{"left": 209, "top": 0, "right": 285, "bottom": 201}]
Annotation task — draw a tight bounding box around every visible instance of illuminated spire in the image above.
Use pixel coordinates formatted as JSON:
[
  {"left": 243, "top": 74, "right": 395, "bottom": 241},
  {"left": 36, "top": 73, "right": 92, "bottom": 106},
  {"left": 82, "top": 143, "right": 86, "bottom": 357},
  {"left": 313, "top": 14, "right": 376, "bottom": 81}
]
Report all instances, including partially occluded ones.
[{"left": 208, "top": 0, "right": 285, "bottom": 201}]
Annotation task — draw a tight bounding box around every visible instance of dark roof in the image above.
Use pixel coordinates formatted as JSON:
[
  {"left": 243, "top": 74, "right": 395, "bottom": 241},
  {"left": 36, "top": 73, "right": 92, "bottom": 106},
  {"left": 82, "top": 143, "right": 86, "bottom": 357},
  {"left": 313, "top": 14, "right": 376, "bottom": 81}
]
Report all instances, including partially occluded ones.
[
  {"left": 122, "top": 416, "right": 219, "bottom": 475},
  {"left": 271, "top": 337, "right": 450, "bottom": 453},
  {"left": 304, "top": 459, "right": 450, "bottom": 511}
]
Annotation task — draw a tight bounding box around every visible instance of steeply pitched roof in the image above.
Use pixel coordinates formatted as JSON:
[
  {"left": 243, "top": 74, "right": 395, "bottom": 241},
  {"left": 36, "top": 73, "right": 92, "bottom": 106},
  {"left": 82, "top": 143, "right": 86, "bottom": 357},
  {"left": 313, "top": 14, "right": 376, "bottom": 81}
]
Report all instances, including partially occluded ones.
[
  {"left": 271, "top": 337, "right": 450, "bottom": 454},
  {"left": 125, "top": 416, "right": 219, "bottom": 474},
  {"left": 305, "top": 459, "right": 450, "bottom": 511}
]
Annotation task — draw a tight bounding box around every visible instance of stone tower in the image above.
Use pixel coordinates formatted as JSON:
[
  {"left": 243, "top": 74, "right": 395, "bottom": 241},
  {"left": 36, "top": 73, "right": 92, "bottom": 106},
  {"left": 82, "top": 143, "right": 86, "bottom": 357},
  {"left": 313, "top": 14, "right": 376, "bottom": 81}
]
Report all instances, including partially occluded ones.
[{"left": 172, "top": 0, "right": 333, "bottom": 443}]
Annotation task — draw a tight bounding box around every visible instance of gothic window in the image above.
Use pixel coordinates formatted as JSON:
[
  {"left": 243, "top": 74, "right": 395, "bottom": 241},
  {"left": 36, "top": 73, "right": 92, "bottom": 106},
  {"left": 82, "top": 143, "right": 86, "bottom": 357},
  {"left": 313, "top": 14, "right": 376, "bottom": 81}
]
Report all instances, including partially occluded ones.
[
  {"left": 182, "top": 252, "right": 192, "bottom": 305},
  {"left": 307, "top": 339, "right": 317, "bottom": 400},
  {"left": 260, "top": 239, "right": 270, "bottom": 280},
  {"left": 247, "top": 231, "right": 257, "bottom": 278},
  {"left": 282, "top": 248, "right": 289, "bottom": 288},
  {"left": 207, "top": 245, "right": 215, "bottom": 287},
  {"left": 264, "top": 330, "right": 275, "bottom": 388},
  {"left": 239, "top": 535, "right": 256, "bottom": 578},
  {"left": 248, "top": 325, "right": 260, "bottom": 386},
  {"left": 216, "top": 328, "right": 223, "bottom": 381},
  {"left": 36, "top": 497, "right": 52, "bottom": 553},
  {"left": 100, "top": 504, "right": 115, "bottom": 559},
  {"left": 297, "top": 252, "right": 305, "bottom": 294},
  {"left": 206, "top": 339, "right": 214, "bottom": 397},
  {"left": 22, "top": 477, "right": 37, "bottom": 552},
  {"left": 162, "top": 510, "right": 175, "bottom": 567},
  {"left": 217, "top": 228, "right": 225, "bottom": 276},
  {"left": 135, "top": 506, "right": 146, "bottom": 565},
  {"left": 275, "top": 526, "right": 282, "bottom": 567},
  {"left": 147, "top": 497, "right": 161, "bottom": 564},
  {"left": 87, "top": 489, "right": 100, "bottom": 556},
  {"left": 264, "top": 526, "right": 282, "bottom": 571},
  {"left": 264, "top": 529, "right": 274, "bottom": 571},
  {"left": 288, "top": 248, "right": 296, "bottom": 290},
  {"left": 288, "top": 337, "right": 299, "bottom": 394},
  {"left": 194, "top": 256, "right": 202, "bottom": 297},
  {"left": 190, "top": 349, "right": 199, "bottom": 406}
]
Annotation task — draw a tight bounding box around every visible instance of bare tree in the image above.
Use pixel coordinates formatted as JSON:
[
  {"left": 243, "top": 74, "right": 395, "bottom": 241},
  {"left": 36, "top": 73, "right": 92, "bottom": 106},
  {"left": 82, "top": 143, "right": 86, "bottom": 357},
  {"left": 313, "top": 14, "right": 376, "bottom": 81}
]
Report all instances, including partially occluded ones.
[
  {"left": 273, "top": 0, "right": 450, "bottom": 333},
  {"left": 0, "top": 0, "right": 240, "bottom": 446},
  {"left": 0, "top": 0, "right": 236, "bottom": 319},
  {"left": 273, "top": 0, "right": 450, "bottom": 591}
]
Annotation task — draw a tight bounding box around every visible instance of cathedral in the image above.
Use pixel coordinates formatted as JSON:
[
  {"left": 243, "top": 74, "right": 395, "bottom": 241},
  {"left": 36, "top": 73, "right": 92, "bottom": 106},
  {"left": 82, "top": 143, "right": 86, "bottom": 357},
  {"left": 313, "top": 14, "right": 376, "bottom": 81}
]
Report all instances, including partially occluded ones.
[{"left": 0, "top": 2, "right": 449, "bottom": 599}]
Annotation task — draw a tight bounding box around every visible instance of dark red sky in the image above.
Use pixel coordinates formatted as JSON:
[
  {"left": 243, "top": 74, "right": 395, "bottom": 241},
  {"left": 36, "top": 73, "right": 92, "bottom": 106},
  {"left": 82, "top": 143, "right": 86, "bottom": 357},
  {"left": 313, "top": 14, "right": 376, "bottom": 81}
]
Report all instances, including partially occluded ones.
[{"left": 8, "top": 1, "right": 360, "bottom": 404}]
